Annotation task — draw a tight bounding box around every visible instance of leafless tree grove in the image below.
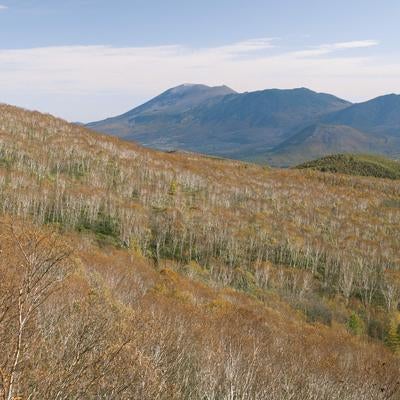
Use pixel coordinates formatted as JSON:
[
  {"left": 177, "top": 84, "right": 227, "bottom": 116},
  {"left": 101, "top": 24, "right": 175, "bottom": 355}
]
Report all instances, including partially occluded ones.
[{"left": 0, "top": 105, "right": 399, "bottom": 398}]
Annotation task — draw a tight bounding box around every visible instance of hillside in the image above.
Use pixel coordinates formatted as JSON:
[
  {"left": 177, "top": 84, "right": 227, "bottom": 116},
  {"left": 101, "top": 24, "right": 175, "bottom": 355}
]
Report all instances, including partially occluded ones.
[
  {"left": 260, "top": 124, "right": 379, "bottom": 167},
  {"left": 87, "top": 85, "right": 351, "bottom": 158},
  {"left": 1, "top": 104, "right": 400, "bottom": 399},
  {"left": 323, "top": 93, "right": 400, "bottom": 136},
  {"left": 296, "top": 153, "right": 400, "bottom": 179},
  {"left": 255, "top": 94, "right": 400, "bottom": 166}
]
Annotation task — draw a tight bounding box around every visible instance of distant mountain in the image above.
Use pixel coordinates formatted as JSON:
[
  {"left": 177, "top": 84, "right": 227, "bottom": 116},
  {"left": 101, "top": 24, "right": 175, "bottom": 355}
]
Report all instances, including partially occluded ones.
[
  {"left": 185, "top": 88, "right": 351, "bottom": 156},
  {"left": 87, "top": 86, "right": 400, "bottom": 166},
  {"left": 260, "top": 124, "right": 382, "bottom": 167},
  {"left": 323, "top": 94, "right": 400, "bottom": 136},
  {"left": 87, "top": 85, "right": 351, "bottom": 159},
  {"left": 87, "top": 84, "right": 236, "bottom": 137},
  {"left": 296, "top": 153, "right": 400, "bottom": 180},
  {"left": 256, "top": 94, "right": 400, "bottom": 166}
]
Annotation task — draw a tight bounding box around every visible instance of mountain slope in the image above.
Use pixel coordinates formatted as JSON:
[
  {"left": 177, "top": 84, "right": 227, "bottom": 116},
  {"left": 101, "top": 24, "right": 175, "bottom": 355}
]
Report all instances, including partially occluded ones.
[
  {"left": 87, "top": 83, "right": 236, "bottom": 137},
  {"left": 87, "top": 89, "right": 400, "bottom": 166},
  {"left": 296, "top": 153, "right": 400, "bottom": 179},
  {"left": 323, "top": 93, "right": 400, "bottom": 136},
  {"left": 1, "top": 104, "right": 400, "bottom": 398},
  {"left": 87, "top": 85, "right": 351, "bottom": 158},
  {"left": 259, "top": 94, "right": 400, "bottom": 166},
  {"left": 262, "top": 124, "right": 381, "bottom": 166}
]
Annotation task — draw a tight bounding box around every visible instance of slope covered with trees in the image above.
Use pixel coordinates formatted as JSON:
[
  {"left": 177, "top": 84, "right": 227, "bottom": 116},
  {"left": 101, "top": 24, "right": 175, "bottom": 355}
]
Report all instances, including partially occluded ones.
[
  {"left": 1, "top": 104, "right": 400, "bottom": 399},
  {"left": 296, "top": 153, "right": 400, "bottom": 179}
]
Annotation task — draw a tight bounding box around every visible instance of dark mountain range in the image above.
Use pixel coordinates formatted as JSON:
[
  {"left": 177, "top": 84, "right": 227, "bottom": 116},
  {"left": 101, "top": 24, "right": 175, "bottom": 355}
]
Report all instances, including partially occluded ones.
[
  {"left": 321, "top": 94, "right": 400, "bottom": 138},
  {"left": 87, "top": 85, "right": 351, "bottom": 160},
  {"left": 87, "top": 85, "right": 400, "bottom": 166},
  {"left": 262, "top": 94, "right": 400, "bottom": 165},
  {"left": 260, "top": 124, "right": 379, "bottom": 167}
]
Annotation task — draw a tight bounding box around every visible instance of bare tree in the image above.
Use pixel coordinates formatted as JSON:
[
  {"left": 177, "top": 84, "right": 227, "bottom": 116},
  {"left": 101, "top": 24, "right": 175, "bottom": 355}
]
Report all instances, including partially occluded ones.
[{"left": 0, "top": 221, "right": 71, "bottom": 400}]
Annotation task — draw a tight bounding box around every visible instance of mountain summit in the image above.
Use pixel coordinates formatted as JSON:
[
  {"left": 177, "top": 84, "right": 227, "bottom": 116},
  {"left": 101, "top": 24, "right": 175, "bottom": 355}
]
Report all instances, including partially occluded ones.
[
  {"left": 123, "top": 83, "right": 237, "bottom": 116},
  {"left": 87, "top": 84, "right": 236, "bottom": 137}
]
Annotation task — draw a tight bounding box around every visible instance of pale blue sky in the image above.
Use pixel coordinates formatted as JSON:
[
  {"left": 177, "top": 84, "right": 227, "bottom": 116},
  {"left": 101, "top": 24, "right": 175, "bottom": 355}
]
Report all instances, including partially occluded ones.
[{"left": 0, "top": 0, "right": 399, "bottom": 121}]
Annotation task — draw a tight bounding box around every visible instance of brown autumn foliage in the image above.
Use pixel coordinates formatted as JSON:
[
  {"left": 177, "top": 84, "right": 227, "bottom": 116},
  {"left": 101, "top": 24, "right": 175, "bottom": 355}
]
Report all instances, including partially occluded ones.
[{"left": 0, "top": 104, "right": 400, "bottom": 399}]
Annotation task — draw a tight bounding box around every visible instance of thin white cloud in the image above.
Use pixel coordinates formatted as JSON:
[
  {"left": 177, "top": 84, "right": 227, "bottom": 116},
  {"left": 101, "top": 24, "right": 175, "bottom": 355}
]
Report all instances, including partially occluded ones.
[
  {"left": 0, "top": 38, "right": 397, "bottom": 122},
  {"left": 213, "top": 37, "right": 276, "bottom": 55},
  {"left": 333, "top": 40, "right": 379, "bottom": 49},
  {"left": 0, "top": 5, "right": 8, "bottom": 10},
  {"left": 294, "top": 40, "right": 380, "bottom": 57}
]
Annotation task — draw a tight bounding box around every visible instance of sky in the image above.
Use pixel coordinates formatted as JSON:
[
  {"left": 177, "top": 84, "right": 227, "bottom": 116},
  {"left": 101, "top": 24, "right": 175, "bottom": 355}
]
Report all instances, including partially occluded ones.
[{"left": 0, "top": 0, "right": 400, "bottom": 122}]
